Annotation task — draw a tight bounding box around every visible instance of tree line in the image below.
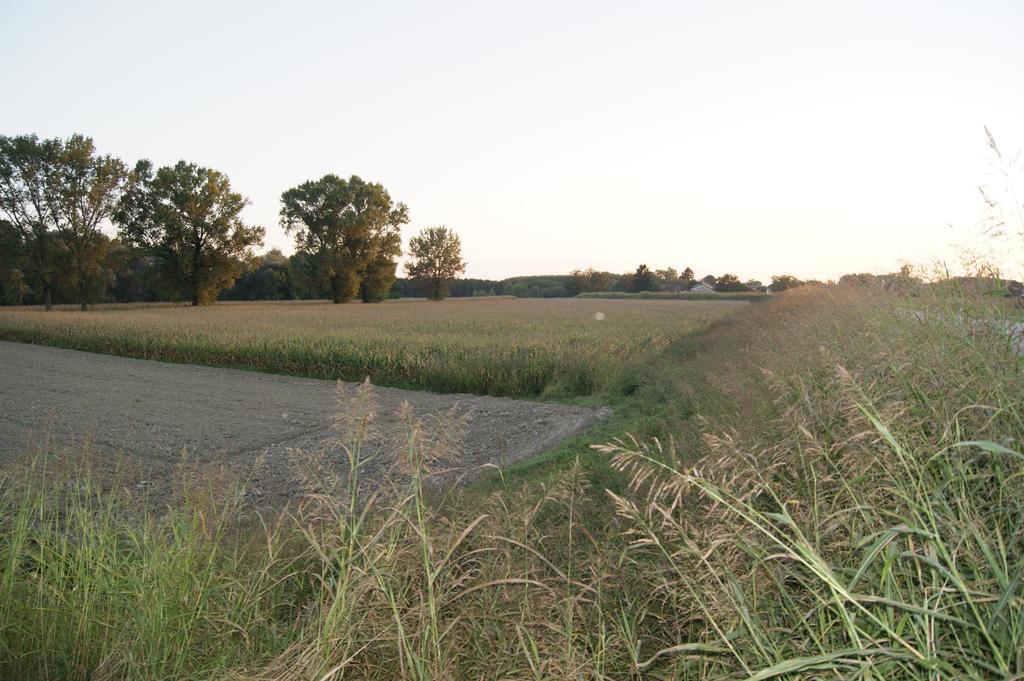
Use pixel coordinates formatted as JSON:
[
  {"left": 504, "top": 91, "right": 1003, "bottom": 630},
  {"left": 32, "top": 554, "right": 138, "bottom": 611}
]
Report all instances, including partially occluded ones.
[
  {"left": 2, "top": 133, "right": 823, "bottom": 308},
  {"left": 225, "top": 267, "right": 806, "bottom": 301},
  {"left": 569, "top": 266, "right": 808, "bottom": 295},
  {"left": 0, "top": 134, "right": 466, "bottom": 309}
]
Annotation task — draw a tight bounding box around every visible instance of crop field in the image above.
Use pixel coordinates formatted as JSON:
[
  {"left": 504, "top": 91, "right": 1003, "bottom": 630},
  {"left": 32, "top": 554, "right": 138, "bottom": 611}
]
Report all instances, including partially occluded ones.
[{"left": 0, "top": 297, "right": 744, "bottom": 398}]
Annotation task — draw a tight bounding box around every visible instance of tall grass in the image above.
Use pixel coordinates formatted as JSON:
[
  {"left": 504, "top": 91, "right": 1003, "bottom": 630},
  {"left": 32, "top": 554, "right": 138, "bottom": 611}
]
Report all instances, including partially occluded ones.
[
  {"left": 0, "top": 453, "right": 303, "bottom": 679},
  {"left": 601, "top": 285, "right": 1024, "bottom": 677},
  {"left": 2, "top": 284, "right": 1021, "bottom": 678},
  {"left": 0, "top": 385, "right": 633, "bottom": 679}
]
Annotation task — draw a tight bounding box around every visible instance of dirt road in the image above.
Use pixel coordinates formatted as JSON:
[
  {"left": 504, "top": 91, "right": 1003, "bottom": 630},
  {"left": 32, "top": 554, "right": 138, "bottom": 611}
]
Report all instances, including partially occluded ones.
[{"left": 0, "top": 341, "right": 609, "bottom": 507}]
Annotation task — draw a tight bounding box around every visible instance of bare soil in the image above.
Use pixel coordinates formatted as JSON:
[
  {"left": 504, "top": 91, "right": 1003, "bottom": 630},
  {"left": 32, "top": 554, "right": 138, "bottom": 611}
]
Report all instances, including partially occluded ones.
[{"left": 0, "top": 341, "right": 610, "bottom": 507}]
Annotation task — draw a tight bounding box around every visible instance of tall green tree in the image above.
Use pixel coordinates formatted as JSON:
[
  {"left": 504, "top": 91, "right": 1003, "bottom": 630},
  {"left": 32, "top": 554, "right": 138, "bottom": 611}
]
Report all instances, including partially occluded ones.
[
  {"left": 714, "top": 273, "right": 747, "bottom": 292},
  {"left": 405, "top": 226, "right": 467, "bottom": 300},
  {"left": 47, "top": 136, "right": 130, "bottom": 310},
  {"left": 360, "top": 228, "right": 402, "bottom": 302},
  {"left": 0, "top": 219, "right": 29, "bottom": 305},
  {"left": 632, "top": 264, "right": 657, "bottom": 292},
  {"left": 280, "top": 174, "right": 408, "bottom": 303},
  {"left": 0, "top": 134, "right": 129, "bottom": 310},
  {"left": 116, "top": 160, "right": 264, "bottom": 306},
  {"left": 0, "top": 135, "right": 63, "bottom": 309},
  {"left": 680, "top": 267, "right": 695, "bottom": 290}
]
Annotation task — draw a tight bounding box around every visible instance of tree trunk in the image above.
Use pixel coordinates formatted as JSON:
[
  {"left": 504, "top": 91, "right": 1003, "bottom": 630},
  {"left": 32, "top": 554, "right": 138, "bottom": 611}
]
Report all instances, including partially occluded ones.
[
  {"left": 190, "top": 250, "right": 203, "bottom": 306},
  {"left": 331, "top": 275, "right": 343, "bottom": 304},
  {"left": 43, "top": 283, "right": 52, "bottom": 312}
]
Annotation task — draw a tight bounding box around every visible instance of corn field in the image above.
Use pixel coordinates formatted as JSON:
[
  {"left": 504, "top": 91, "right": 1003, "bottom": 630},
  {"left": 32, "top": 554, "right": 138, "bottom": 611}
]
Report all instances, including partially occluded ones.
[{"left": 0, "top": 298, "right": 742, "bottom": 398}]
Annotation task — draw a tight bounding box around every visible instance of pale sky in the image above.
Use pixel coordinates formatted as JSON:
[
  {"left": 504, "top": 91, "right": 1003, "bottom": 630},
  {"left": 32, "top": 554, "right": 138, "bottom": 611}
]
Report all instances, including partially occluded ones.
[{"left": 3, "top": 0, "right": 1023, "bottom": 281}]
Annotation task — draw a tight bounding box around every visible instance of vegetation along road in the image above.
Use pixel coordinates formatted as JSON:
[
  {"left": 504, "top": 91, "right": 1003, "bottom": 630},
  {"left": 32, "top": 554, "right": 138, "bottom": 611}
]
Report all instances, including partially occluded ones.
[{"left": 0, "top": 340, "right": 608, "bottom": 507}]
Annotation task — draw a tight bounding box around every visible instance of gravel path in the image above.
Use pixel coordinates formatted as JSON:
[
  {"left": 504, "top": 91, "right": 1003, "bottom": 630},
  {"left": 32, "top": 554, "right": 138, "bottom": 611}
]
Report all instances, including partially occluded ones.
[{"left": 0, "top": 341, "right": 610, "bottom": 507}]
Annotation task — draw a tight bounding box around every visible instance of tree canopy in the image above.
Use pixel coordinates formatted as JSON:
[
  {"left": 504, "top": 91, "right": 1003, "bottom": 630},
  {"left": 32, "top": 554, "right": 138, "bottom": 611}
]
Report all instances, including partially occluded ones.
[
  {"left": 0, "top": 134, "right": 130, "bottom": 310},
  {"left": 116, "top": 160, "right": 264, "bottom": 306},
  {"left": 632, "top": 264, "right": 657, "bottom": 292},
  {"left": 0, "top": 219, "right": 29, "bottom": 305},
  {"left": 280, "top": 174, "right": 407, "bottom": 303},
  {"left": 49, "top": 136, "right": 130, "bottom": 310},
  {"left": 405, "top": 226, "right": 466, "bottom": 300},
  {"left": 714, "top": 273, "right": 748, "bottom": 292},
  {"left": 0, "top": 135, "right": 68, "bottom": 309}
]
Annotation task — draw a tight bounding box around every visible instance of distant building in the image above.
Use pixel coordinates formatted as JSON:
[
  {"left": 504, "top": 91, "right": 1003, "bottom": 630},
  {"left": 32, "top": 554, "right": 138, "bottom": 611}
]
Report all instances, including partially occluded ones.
[{"left": 689, "top": 282, "right": 715, "bottom": 293}]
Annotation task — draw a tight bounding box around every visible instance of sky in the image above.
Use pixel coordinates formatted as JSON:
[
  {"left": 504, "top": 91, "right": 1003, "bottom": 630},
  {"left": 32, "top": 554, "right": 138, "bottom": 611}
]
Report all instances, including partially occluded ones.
[{"left": 3, "top": 0, "right": 1024, "bottom": 282}]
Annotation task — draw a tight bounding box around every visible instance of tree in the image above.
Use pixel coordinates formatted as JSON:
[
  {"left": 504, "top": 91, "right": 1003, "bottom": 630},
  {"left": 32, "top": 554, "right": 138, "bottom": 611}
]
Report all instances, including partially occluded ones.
[
  {"left": 222, "top": 249, "right": 294, "bottom": 301},
  {"left": 116, "top": 160, "right": 264, "bottom": 306},
  {"left": 0, "top": 134, "right": 130, "bottom": 310},
  {"left": 0, "top": 219, "right": 29, "bottom": 305},
  {"left": 567, "top": 267, "right": 613, "bottom": 295},
  {"left": 567, "top": 269, "right": 591, "bottom": 296},
  {"left": 655, "top": 267, "right": 682, "bottom": 291},
  {"left": 589, "top": 269, "right": 611, "bottom": 292},
  {"left": 280, "top": 174, "right": 408, "bottom": 304},
  {"left": 285, "top": 251, "right": 325, "bottom": 300},
  {"left": 632, "top": 264, "right": 657, "bottom": 292},
  {"left": 0, "top": 134, "right": 63, "bottom": 309},
  {"left": 105, "top": 239, "right": 163, "bottom": 303},
  {"left": 360, "top": 228, "right": 402, "bottom": 303},
  {"left": 770, "top": 274, "right": 802, "bottom": 292},
  {"left": 405, "top": 226, "right": 466, "bottom": 300},
  {"left": 714, "top": 273, "right": 747, "bottom": 292},
  {"left": 47, "top": 135, "right": 130, "bottom": 310},
  {"left": 839, "top": 272, "right": 878, "bottom": 287}
]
